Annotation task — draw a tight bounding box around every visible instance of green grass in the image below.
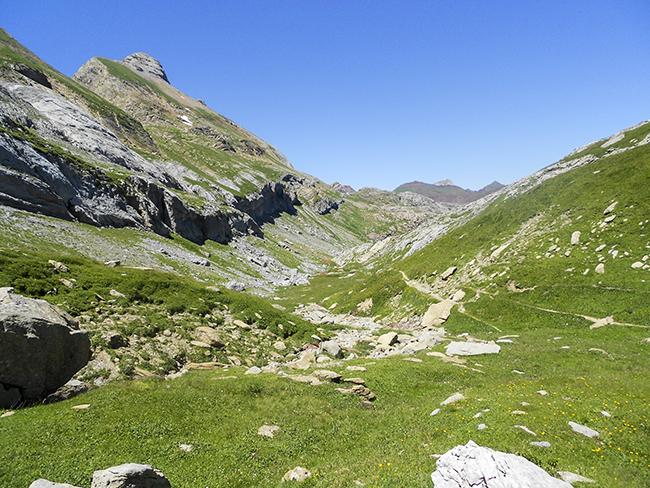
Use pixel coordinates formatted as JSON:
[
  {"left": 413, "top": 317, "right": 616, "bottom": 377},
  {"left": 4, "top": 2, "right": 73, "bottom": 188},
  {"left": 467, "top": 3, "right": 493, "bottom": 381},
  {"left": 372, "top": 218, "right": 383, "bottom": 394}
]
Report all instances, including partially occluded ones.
[
  {"left": 1, "top": 308, "right": 648, "bottom": 487},
  {"left": 97, "top": 57, "right": 180, "bottom": 107},
  {"left": 0, "top": 249, "right": 322, "bottom": 342}
]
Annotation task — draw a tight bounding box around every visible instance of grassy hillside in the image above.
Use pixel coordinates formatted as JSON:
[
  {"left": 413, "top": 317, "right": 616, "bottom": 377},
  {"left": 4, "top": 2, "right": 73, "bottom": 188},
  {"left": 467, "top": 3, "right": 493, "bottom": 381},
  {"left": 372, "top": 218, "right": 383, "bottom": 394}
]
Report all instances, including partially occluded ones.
[
  {"left": 318, "top": 131, "right": 650, "bottom": 325},
  {"left": 1, "top": 319, "right": 647, "bottom": 487}
]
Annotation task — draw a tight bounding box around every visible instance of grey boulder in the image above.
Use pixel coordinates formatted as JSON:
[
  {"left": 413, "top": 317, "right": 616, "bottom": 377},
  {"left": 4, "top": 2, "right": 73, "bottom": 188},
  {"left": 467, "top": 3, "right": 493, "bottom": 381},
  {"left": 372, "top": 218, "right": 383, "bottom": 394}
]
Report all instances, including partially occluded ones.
[
  {"left": 318, "top": 340, "right": 344, "bottom": 359},
  {"left": 91, "top": 463, "right": 171, "bottom": 488},
  {"left": 29, "top": 480, "right": 82, "bottom": 488},
  {"left": 0, "top": 287, "right": 91, "bottom": 407},
  {"left": 431, "top": 440, "right": 571, "bottom": 487},
  {"left": 44, "top": 379, "right": 88, "bottom": 404}
]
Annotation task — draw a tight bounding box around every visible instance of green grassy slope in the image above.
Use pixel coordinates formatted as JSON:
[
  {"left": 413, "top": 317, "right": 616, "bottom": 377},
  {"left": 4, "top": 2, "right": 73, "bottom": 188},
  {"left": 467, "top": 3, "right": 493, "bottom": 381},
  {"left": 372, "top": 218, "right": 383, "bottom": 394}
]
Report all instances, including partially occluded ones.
[
  {"left": 399, "top": 140, "right": 650, "bottom": 318},
  {"left": 322, "top": 133, "right": 650, "bottom": 325},
  {"left": 1, "top": 323, "right": 647, "bottom": 487}
]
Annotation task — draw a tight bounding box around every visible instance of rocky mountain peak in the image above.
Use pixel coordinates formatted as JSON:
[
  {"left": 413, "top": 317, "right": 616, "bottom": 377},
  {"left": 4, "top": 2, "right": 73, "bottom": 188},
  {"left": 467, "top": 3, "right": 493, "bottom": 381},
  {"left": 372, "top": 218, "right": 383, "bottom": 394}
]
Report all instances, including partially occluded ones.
[
  {"left": 121, "top": 52, "right": 169, "bottom": 84},
  {"left": 433, "top": 179, "right": 454, "bottom": 187}
]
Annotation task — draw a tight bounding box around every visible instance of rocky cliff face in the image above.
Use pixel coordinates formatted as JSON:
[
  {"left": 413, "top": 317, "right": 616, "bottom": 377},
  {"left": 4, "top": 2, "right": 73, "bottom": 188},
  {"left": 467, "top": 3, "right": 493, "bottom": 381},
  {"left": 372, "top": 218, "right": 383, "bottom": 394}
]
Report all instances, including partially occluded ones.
[{"left": 0, "top": 81, "right": 307, "bottom": 245}]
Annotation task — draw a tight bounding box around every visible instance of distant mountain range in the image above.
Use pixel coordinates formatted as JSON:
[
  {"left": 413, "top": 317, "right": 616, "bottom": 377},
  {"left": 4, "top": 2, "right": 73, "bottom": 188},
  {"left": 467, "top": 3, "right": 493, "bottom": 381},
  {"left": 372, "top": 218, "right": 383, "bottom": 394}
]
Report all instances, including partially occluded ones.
[{"left": 394, "top": 180, "right": 505, "bottom": 204}]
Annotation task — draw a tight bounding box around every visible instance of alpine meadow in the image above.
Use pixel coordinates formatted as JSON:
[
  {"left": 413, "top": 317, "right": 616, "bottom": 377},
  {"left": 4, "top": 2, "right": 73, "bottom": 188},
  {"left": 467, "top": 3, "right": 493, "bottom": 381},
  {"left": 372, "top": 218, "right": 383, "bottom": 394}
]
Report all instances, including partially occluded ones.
[{"left": 0, "top": 25, "right": 649, "bottom": 488}]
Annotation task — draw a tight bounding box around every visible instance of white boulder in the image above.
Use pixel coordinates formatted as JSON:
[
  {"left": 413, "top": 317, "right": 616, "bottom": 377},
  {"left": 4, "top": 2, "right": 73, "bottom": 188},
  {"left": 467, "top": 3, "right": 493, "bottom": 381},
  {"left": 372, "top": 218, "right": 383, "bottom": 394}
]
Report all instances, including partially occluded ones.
[{"left": 431, "top": 440, "right": 571, "bottom": 487}]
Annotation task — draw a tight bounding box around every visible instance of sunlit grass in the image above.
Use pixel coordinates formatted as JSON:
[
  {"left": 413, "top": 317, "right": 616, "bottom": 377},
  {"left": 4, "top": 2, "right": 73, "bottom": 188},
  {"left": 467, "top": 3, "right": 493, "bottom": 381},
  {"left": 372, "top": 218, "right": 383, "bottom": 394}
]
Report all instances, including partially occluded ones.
[{"left": 1, "top": 306, "right": 648, "bottom": 487}]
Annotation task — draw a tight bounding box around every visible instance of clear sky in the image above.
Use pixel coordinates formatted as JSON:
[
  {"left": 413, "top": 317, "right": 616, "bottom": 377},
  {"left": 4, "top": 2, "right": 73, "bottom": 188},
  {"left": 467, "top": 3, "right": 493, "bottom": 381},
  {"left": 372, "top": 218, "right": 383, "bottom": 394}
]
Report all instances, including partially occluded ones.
[{"left": 4, "top": 1, "right": 650, "bottom": 191}]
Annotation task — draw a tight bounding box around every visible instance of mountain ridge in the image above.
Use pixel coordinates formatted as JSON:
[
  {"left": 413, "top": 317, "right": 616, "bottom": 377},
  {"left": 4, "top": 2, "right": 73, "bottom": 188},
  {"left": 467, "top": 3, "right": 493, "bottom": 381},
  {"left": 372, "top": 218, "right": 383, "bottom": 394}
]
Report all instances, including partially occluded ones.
[
  {"left": 0, "top": 28, "right": 449, "bottom": 293},
  {"left": 394, "top": 179, "right": 505, "bottom": 204}
]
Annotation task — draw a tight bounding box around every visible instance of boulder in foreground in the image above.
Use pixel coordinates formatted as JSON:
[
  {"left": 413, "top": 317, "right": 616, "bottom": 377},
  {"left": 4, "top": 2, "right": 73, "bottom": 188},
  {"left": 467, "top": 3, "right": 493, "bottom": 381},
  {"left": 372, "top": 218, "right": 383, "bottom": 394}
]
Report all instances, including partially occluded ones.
[
  {"left": 0, "top": 287, "right": 90, "bottom": 408},
  {"left": 431, "top": 440, "right": 571, "bottom": 487},
  {"left": 91, "top": 463, "right": 171, "bottom": 488}
]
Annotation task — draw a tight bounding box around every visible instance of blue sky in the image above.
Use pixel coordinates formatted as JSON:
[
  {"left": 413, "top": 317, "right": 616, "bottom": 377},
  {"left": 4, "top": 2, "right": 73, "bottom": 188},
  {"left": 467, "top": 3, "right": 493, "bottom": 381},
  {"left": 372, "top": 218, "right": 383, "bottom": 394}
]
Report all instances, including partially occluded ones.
[{"left": 4, "top": 1, "right": 650, "bottom": 191}]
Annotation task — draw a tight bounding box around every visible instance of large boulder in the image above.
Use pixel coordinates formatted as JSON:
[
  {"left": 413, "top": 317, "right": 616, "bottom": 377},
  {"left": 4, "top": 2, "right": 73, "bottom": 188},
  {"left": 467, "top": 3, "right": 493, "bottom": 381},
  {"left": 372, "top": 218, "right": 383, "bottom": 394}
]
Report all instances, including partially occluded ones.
[
  {"left": 422, "top": 300, "right": 455, "bottom": 327},
  {"left": 91, "top": 463, "right": 170, "bottom": 488},
  {"left": 312, "top": 197, "right": 342, "bottom": 215},
  {"left": 431, "top": 440, "right": 571, "bottom": 487},
  {"left": 318, "top": 340, "right": 344, "bottom": 359},
  {"left": 0, "top": 287, "right": 91, "bottom": 407}
]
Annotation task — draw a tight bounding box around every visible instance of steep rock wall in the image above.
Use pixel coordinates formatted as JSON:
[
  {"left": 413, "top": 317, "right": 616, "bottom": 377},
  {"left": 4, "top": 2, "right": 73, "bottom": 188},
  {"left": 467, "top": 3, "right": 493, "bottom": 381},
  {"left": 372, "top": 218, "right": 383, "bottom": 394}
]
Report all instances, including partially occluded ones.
[{"left": 0, "top": 81, "right": 305, "bottom": 245}]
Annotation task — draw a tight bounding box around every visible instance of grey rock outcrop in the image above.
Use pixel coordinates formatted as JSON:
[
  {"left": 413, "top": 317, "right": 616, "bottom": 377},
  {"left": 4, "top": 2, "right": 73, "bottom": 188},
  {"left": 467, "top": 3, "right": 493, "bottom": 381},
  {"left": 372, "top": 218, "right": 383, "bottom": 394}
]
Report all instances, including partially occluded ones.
[
  {"left": 0, "top": 82, "right": 307, "bottom": 245},
  {"left": 233, "top": 176, "right": 301, "bottom": 225},
  {"left": 226, "top": 281, "right": 246, "bottom": 292},
  {"left": 9, "top": 63, "right": 52, "bottom": 89},
  {"left": 431, "top": 440, "right": 571, "bottom": 487},
  {"left": 91, "top": 463, "right": 170, "bottom": 488},
  {"left": 0, "top": 287, "right": 90, "bottom": 407},
  {"left": 121, "top": 53, "right": 170, "bottom": 84},
  {"left": 313, "top": 197, "right": 342, "bottom": 215}
]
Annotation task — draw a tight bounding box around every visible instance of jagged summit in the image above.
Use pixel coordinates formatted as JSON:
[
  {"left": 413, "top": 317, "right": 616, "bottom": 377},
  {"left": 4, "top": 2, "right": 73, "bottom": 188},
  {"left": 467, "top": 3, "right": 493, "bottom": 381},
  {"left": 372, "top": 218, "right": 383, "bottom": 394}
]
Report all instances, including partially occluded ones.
[{"left": 121, "top": 52, "right": 169, "bottom": 84}]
